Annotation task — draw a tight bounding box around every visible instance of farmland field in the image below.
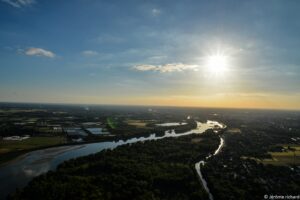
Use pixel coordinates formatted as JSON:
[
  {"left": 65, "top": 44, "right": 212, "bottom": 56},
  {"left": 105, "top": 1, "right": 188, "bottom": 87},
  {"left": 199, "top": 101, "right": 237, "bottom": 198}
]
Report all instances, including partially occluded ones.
[
  {"left": 0, "top": 136, "right": 65, "bottom": 165},
  {"left": 125, "top": 119, "right": 148, "bottom": 128},
  {"left": 261, "top": 145, "right": 300, "bottom": 166}
]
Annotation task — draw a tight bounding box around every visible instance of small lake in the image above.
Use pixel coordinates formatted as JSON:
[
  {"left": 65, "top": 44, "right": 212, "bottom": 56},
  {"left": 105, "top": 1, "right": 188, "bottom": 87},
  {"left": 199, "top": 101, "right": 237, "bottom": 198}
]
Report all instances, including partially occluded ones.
[
  {"left": 156, "top": 122, "right": 187, "bottom": 126},
  {"left": 0, "top": 120, "right": 223, "bottom": 200},
  {"left": 86, "top": 127, "right": 109, "bottom": 135}
]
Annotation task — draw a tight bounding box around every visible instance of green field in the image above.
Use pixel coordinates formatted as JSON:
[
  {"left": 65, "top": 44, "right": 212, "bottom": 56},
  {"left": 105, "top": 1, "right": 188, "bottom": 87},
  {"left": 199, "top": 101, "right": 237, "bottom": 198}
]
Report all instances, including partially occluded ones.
[
  {"left": 241, "top": 145, "right": 300, "bottom": 166},
  {"left": 0, "top": 136, "right": 65, "bottom": 165},
  {"left": 261, "top": 145, "right": 300, "bottom": 166},
  {"left": 107, "top": 117, "right": 117, "bottom": 129}
]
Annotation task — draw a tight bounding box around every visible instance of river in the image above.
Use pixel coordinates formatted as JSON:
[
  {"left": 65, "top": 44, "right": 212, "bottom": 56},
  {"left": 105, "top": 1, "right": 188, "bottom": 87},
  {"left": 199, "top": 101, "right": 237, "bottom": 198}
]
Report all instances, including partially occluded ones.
[
  {"left": 195, "top": 137, "right": 225, "bottom": 200},
  {"left": 0, "top": 120, "right": 225, "bottom": 199}
]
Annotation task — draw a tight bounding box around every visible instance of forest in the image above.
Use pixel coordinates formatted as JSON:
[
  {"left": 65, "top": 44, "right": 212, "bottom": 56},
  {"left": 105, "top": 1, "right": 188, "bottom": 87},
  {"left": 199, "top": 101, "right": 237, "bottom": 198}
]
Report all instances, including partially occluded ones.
[
  {"left": 9, "top": 132, "right": 220, "bottom": 200},
  {"left": 202, "top": 125, "right": 300, "bottom": 200}
]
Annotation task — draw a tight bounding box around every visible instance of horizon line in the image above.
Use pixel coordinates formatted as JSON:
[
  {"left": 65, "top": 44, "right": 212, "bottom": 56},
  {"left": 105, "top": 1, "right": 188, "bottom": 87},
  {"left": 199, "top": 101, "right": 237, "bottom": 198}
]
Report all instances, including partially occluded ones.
[{"left": 1, "top": 101, "right": 300, "bottom": 112}]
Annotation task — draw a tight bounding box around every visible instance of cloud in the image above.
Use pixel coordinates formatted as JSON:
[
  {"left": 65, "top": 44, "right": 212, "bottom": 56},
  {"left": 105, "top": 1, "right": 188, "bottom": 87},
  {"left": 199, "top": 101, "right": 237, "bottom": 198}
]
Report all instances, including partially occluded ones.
[
  {"left": 133, "top": 63, "right": 198, "bottom": 73},
  {"left": 151, "top": 8, "right": 161, "bottom": 17},
  {"left": 1, "top": 0, "right": 35, "bottom": 8},
  {"left": 82, "top": 50, "right": 98, "bottom": 56},
  {"left": 25, "top": 47, "right": 55, "bottom": 58}
]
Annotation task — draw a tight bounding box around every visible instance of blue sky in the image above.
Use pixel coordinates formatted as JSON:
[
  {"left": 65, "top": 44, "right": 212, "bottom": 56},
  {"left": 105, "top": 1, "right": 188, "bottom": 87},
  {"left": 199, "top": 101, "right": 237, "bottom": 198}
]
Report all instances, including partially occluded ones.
[{"left": 0, "top": 0, "right": 300, "bottom": 109}]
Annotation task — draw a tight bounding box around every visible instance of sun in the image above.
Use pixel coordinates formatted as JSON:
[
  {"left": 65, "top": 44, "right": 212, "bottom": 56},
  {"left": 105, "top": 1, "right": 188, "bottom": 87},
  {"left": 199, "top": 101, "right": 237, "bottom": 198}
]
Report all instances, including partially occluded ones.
[{"left": 205, "top": 53, "right": 229, "bottom": 75}]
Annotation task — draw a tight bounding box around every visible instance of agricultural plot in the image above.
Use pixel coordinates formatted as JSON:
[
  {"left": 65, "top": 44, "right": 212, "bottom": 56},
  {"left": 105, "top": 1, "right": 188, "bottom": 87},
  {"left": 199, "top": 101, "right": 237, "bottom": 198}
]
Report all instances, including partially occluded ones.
[{"left": 0, "top": 136, "right": 65, "bottom": 154}]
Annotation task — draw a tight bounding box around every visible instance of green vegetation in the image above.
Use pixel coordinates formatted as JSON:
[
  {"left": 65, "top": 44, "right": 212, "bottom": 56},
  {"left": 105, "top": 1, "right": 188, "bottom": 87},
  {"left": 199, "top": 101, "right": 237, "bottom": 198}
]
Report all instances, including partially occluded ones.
[
  {"left": 261, "top": 145, "right": 300, "bottom": 166},
  {"left": 0, "top": 136, "right": 65, "bottom": 154},
  {"left": 9, "top": 133, "right": 220, "bottom": 200},
  {"left": 1, "top": 103, "right": 300, "bottom": 199},
  {"left": 0, "top": 104, "right": 200, "bottom": 166},
  {"left": 202, "top": 127, "right": 300, "bottom": 200},
  {"left": 0, "top": 137, "right": 65, "bottom": 165},
  {"left": 106, "top": 117, "right": 117, "bottom": 129},
  {"left": 242, "top": 145, "right": 300, "bottom": 166}
]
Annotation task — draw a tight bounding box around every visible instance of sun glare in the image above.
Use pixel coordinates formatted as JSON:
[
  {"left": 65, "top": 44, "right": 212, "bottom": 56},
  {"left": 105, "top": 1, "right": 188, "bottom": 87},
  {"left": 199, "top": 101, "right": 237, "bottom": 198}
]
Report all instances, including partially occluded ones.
[{"left": 205, "top": 53, "right": 229, "bottom": 76}]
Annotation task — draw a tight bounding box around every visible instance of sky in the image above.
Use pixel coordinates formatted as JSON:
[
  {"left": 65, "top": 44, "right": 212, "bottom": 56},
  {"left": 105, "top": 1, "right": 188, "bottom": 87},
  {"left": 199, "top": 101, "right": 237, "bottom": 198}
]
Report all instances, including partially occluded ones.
[{"left": 0, "top": 0, "right": 300, "bottom": 110}]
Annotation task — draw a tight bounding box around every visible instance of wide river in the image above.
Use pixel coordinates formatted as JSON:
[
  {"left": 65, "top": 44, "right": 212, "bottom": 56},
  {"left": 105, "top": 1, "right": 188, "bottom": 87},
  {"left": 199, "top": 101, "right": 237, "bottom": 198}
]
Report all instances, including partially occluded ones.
[{"left": 0, "top": 120, "right": 225, "bottom": 199}]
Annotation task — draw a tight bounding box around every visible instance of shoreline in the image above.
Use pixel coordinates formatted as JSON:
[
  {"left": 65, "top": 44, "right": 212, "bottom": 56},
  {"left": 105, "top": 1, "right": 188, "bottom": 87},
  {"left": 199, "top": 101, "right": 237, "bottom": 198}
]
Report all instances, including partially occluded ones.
[
  {"left": 0, "top": 120, "right": 225, "bottom": 200},
  {"left": 195, "top": 136, "right": 225, "bottom": 200},
  {"left": 0, "top": 138, "right": 116, "bottom": 167},
  {"left": 0, "top": 121, "right": 204, "bottom": 167}
]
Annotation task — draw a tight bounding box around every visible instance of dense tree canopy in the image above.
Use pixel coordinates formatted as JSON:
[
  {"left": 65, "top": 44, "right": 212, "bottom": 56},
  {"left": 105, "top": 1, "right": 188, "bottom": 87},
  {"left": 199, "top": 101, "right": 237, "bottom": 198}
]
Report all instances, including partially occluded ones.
[{"left": 9, "top": 133, "right": 219, "bottom": 200}]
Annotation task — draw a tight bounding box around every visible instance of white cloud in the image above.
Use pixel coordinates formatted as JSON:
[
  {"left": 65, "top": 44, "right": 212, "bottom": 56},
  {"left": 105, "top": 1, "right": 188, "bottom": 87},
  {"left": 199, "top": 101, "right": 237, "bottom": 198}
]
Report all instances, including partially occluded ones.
[
  {"left": 133, "top": 63, "right": 198, "bottom": 73},
  {"left": 25, "top": 47, "right": 55, "bottom": 58},
  {"left": 151, "top": 8, "right": 161, "bottom": 16},
  {"left": 82, "top": 50, "right": 98, "bottom": 56},
  {"left": 1, "top": 0, "right": 35, "bottom": 8}
]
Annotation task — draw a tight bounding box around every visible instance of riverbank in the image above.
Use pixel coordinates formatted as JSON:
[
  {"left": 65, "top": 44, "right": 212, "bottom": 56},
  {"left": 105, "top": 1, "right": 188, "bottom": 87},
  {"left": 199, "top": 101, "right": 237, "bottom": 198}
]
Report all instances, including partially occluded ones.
[
  {"left": 8, "top": 133, "right": 221, "bottom": 200},
  {"left": 195, "top": 137, "right": 225, "bottom": 200},
  {"left": 0, "top": 122, "right": 200, "bottom": 167},
  {"left": 0, "top": 136, "right": 68, "bottom": 166},
  {"left": 0, "top": 120, "right": 225, "bottom": 200}
]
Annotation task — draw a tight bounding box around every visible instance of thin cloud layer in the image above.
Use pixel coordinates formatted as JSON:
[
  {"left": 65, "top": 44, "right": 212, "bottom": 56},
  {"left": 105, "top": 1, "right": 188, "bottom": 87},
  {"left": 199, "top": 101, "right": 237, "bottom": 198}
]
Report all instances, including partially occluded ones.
[
  {"left": 82, "top": 50, "right": 98, "bottom": 56},
  {"left": 25, "top": 47, "right": 55, "bottom": 58},
  {"left": 133, "top": 63, "right": 198, "bottom": 73},
  {"left": 1, "top": 0, "right": 35, "bottom": 8},
  {"left": 151, "top": 8, "right": 161, "bottom": 17},
  {"left": 96, "top": 35, "right": 125, "bottom": 44}
]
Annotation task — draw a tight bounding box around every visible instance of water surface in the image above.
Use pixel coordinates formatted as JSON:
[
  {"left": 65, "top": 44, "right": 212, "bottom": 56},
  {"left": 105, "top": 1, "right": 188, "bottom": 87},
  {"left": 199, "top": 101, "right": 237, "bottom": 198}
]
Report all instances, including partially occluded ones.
[
  {"left": 156, "top": 122, "right": 187, "bottom": 126},
  {"left": 0, "top": 120, "right": 223, "bottom": 199}
]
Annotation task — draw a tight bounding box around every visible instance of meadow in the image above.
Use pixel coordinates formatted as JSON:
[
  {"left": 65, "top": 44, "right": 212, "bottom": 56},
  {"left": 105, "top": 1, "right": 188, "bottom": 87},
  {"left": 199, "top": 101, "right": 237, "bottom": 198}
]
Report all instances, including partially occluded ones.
[{"left": 0, "top": 136, "right": 65, "bottom": 165}]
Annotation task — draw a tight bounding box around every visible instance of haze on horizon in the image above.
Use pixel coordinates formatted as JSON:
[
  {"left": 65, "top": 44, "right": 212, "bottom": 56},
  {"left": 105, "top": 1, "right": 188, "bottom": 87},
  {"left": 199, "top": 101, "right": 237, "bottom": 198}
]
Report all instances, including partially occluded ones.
[{"left": 0, "top": 0, "right": 299, "bottom": 110}]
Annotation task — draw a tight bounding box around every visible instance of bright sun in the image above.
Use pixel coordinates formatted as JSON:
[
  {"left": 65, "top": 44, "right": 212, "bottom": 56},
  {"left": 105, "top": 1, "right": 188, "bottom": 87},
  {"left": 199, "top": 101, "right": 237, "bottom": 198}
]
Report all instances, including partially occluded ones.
[{"left": 205, "top": 54, "right": 229, "bottom": 75}]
